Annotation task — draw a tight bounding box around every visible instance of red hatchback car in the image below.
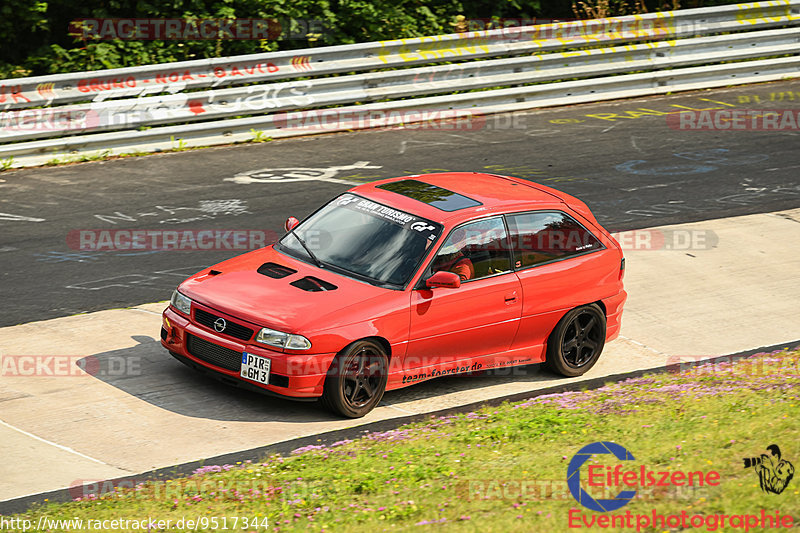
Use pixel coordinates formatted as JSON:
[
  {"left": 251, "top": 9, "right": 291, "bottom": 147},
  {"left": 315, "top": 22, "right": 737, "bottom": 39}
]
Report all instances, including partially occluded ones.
[{"left": 162, "top": 173, "right": 626, "bottom": 417}]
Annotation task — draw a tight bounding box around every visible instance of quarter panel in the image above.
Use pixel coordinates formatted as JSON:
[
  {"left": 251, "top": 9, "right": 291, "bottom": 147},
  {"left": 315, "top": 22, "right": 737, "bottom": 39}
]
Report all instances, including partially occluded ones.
[{"left": 511, "top": 249, "right": 620, "bottom": 352}]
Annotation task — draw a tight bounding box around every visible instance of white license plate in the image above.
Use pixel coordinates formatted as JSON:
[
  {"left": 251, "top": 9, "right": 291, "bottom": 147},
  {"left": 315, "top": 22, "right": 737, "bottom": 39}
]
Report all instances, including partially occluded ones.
[{"left": 240, "top": 352, "right": 271, "bottom": 384}]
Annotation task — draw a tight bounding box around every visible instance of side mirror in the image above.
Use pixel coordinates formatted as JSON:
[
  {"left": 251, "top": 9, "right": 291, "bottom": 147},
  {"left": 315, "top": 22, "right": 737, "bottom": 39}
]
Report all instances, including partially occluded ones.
[
  {"left": 284, "top": 216, "right": 300, "bottom": 232},
  {"left": 425, "top": 271, "right": 461, "bottom": 289}
]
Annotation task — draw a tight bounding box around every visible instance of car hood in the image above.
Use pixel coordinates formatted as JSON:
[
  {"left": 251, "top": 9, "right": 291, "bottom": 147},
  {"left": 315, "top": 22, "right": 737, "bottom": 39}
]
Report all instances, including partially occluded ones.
[{"left": 178, "top": 246, "right": 396, "bottom": 333}]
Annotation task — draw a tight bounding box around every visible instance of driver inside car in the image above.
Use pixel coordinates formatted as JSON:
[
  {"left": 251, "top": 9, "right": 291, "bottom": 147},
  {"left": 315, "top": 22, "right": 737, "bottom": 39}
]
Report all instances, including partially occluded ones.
[{"left": 432, "top": 228, "right": 474, "bottom": 281}]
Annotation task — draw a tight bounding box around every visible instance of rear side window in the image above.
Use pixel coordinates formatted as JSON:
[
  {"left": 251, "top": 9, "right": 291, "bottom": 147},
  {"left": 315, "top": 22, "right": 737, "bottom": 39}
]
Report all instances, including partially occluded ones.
[{"left": 506, "top": 211, "right": 604, "bottom": 268}]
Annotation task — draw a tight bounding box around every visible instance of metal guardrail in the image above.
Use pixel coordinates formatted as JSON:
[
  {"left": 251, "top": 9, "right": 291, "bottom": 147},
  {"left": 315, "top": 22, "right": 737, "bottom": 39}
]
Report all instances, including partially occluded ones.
[
  {"left": 3, "top": 27, "right": 799, "bottom": 143},
  {"left": 1, "top": 1, "right": 799, "bottom": 167}
]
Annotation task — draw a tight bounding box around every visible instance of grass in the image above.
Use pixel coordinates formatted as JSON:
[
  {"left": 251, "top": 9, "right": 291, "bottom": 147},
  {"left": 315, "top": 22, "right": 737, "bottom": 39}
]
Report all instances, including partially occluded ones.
[
  {"left": 6, "top": 348, "right": 800, "bottom": 532},
  {"left": 42, "top": 150, "right": 114, "bottom": 167},
  {"left": 169, "top": 136, "right": 190, "bottom": 152},
  {"left": 27, "top": 144, "right": 209, "bottom": 170},
  {"left": 250, "top": 129, "right": 273, "bottom": 143}
]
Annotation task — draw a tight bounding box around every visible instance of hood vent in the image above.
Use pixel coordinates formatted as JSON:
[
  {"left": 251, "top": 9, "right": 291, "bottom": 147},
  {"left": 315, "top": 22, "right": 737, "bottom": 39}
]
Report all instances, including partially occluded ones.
[
  {"left": 290, "top": 276, "right": 337, "bottom": 292},
  {"left": 257, "top": 262, "right": 297, "bottom": 279}
]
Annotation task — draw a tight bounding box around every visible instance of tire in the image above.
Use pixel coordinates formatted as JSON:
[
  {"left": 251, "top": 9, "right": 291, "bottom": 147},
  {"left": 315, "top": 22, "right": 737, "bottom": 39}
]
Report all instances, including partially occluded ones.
[
  {"left": 320, "top": 339, "right": 388, "bottom": 418},
  {"left": 545, "top": 304, "right": 606, "bottom": 377}
]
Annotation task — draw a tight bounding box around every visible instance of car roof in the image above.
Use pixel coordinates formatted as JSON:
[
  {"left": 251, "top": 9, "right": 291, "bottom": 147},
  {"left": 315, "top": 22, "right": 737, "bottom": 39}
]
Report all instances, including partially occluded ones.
[{"left": 353, "top": 172, "right": 567, "bottom": 223}]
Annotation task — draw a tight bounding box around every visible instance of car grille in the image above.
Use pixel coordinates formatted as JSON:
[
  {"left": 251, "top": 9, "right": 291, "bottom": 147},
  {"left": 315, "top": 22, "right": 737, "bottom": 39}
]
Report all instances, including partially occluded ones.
[
  {"left": 186, "top": 334, "right": 242, "bottom": 371},
  {"left": 184, "top": 334, "right": 290, "bottom": 388},
  {"left": 194, "top": 308, "right": 254, "bottom": 341}
]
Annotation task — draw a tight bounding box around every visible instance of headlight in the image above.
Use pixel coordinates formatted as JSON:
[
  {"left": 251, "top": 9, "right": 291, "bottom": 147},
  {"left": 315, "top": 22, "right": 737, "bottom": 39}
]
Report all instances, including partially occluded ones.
[
  {"left": 170, "top": 290, "right": 192, "bottom": 315},
  {"left": 255, "top": 327, "right": 312, "bottom": 350}
]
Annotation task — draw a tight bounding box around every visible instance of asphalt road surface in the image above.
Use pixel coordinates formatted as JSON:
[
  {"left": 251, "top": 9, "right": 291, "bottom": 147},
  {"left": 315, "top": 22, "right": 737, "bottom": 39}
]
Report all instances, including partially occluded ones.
[{"left": 1, "top": 81, "right": 798, "bottom": 326}]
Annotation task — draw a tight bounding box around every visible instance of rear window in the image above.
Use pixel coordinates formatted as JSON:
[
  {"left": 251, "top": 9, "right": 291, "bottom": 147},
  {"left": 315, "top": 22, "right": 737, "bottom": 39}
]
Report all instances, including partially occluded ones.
[{"left": 506, "top": 211, "right": 604, "bottom": 268}]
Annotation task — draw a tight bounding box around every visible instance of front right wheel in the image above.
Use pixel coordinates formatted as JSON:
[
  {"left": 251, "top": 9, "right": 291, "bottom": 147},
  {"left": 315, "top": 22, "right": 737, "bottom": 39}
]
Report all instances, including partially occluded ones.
[
  {"left": 320, "top": 339, "right": 388, "bottom": 418},
  {"left": 545, "top": 304, "right": 606, "bottom": 377}
]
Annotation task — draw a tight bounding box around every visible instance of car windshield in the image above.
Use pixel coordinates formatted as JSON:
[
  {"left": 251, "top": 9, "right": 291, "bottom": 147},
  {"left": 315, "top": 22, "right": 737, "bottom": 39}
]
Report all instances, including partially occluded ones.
[{"left": 277, "top": 193, "right": 443, "bottom": 287}]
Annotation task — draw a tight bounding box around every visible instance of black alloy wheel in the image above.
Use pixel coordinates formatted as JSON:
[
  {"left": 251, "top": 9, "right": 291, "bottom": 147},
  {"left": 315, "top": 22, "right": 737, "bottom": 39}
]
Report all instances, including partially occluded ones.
[
  {"left": 320, "top": 339, "right": 388, "bottom": 418},
  {"left": 545, "top": 304, "right": 606, "bottom": 377}
]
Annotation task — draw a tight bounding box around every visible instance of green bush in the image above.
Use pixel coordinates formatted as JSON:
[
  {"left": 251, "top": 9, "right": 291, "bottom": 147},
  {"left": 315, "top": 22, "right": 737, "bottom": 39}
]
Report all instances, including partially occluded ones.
[{"left": 0, "top": 0, "right": 746, "bottom": 78}]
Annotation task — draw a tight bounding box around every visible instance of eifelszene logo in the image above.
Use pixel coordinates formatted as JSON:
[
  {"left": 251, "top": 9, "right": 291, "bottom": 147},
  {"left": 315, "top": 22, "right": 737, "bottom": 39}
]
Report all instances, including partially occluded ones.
[
  {"left": 743, "top": 444, "right": 795, "bottom": 495},
  {"left": 566, "top": 441, "right": 795, "bottom": 531},
  {"left": 568, "top": 442, "right": 637, "bottom": 512},
  {"left": 567, "top": 441, "right": 721, "bottom": 512}
]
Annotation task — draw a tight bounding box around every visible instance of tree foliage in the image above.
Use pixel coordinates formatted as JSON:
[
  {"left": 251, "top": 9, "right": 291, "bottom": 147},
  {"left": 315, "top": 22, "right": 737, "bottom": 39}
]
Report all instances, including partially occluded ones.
[{"left": 0, "top": 0, "right": 746, "bottom": 78}]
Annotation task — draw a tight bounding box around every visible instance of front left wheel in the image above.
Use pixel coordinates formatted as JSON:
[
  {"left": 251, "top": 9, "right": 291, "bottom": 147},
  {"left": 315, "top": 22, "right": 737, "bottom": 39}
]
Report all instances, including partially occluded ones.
[{"left": 320, "top": 339, "right": 388, "bottom": 418}]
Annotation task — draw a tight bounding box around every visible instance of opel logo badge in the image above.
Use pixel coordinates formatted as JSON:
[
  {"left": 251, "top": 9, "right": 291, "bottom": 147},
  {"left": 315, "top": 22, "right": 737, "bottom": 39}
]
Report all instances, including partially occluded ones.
[{"left": 213, "top": 318, "right": 227, "bottom": 332}]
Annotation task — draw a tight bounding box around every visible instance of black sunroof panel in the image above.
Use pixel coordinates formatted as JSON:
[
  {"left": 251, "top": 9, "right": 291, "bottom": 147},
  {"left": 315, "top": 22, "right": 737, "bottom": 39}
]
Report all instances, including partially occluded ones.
[{"left": 376, "top": 180, "right": 482, "bottom": 212}]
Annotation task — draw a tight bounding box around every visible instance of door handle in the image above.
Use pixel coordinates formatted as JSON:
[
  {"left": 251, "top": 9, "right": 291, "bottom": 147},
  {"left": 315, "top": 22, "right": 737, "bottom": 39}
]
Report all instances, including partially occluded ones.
[{"left": 504, "top": 291, "right": 517, "bottom": 303}]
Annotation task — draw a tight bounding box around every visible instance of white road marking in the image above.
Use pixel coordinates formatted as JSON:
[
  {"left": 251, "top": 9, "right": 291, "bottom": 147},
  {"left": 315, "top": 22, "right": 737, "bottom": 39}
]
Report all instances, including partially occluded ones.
[
  {"left": 130, "top": 308, "right": 163, "bottom": 316},
  {"left": 226, "top": 161, "right": 379, "bottom": 184},
  {"left": 0, "top": 418, "right": 113, "bottom": 467},
  {"left": 616, "top": 335, "right": 670, "bottom": 356},
  {"left": 620, "top": 180, "right": 689, "bottom": 192},
  {"left": 0, "top": 212, "right": 45, "bottom": 222},
  {"left": 380, "top": 404, "right": 418, "bottom": 415},
  {"left": 601, "top": 122, "right": 619, "bottom": 133}
]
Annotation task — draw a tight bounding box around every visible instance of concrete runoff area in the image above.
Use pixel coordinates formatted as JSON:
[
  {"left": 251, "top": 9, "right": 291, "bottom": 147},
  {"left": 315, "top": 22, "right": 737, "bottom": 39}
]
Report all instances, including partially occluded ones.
[{"left": 0, "top": 208, "right": 799, "bottom": 504}]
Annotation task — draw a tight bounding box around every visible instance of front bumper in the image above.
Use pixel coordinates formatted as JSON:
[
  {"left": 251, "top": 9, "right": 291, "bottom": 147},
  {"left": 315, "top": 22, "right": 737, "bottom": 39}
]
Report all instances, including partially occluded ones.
[{"left": 161, "top": 306, "right": 336, "bottom": 399}]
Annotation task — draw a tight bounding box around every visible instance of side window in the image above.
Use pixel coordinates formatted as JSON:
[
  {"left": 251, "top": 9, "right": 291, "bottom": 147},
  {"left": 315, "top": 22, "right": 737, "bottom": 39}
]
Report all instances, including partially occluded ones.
[
  {"left": 430, "top": 217, "right": 511, "bottom": 281},
  {"left": 506, "top": 211, "right": 603, "bottom": 268}
]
